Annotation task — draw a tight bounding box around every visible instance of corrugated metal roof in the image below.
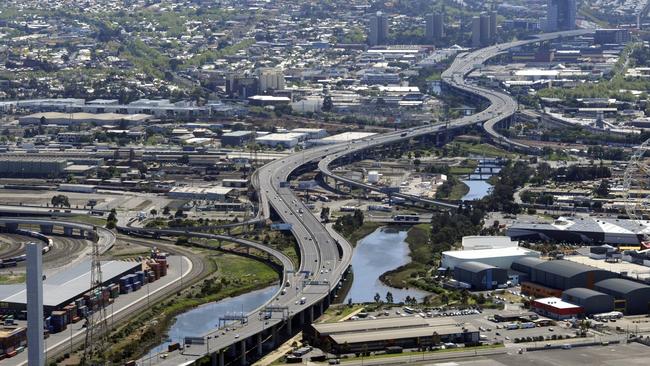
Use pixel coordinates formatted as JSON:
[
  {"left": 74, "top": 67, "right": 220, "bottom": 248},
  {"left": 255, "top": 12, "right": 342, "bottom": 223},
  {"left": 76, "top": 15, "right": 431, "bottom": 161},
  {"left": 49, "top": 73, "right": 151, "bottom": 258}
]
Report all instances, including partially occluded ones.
[
  {"left": 562, "top": 287, "right": 609, "bottom": 300},
  {"left": 0, "top": 260, "right": 140, "bottom": 307},
  {"left": 534, "top": 259, "right": 602, "bottom": 278},
  {"left": 595, "top": 278, "right": 650, "bottom": 295}
]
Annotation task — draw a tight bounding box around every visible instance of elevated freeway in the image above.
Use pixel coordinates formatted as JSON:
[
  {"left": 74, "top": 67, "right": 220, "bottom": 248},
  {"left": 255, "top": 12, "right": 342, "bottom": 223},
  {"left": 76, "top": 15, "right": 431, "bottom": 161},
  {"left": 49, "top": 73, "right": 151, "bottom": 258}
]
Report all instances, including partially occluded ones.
[
  {"left": 317, "top": 29, "right": 593, "bottom": 206},
  {"left": 145, "top": 29, "right": 596, "bottom": 366}
]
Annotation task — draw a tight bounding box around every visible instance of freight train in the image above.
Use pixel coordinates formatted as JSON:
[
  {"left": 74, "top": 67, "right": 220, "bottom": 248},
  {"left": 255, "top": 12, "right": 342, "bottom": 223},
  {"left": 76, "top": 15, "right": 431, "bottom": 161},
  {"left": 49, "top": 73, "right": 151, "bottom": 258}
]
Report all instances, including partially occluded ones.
[{"left": 0, "top": 229, "right": 53, "bottom": 268}]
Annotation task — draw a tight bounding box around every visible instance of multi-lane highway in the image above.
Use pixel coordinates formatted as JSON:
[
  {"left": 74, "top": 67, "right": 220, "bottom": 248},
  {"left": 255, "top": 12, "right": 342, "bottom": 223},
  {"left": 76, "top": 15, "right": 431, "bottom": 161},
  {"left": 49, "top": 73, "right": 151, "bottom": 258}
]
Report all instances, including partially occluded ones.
[
  {"left": 317, "top": 29, "right": 594, "bottom": 206},
  {"left": 146, "top": 29, "right": 595, "bottom": 366}
]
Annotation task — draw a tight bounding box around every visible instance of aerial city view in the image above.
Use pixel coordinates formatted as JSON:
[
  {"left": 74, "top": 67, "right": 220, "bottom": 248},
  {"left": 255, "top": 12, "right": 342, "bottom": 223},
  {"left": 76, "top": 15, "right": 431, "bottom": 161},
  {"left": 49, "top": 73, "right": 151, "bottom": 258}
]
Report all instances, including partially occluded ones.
[{"left": 2, "top": 0, "right": 650, "bottom": 365}]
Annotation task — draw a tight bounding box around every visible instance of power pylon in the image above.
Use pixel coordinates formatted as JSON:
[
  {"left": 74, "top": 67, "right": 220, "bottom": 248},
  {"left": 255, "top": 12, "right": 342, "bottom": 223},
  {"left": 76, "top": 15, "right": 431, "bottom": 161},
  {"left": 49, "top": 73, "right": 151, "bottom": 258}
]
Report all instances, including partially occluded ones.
[{"left": 81, "top": 227, "right": 109, "bottom": 365}]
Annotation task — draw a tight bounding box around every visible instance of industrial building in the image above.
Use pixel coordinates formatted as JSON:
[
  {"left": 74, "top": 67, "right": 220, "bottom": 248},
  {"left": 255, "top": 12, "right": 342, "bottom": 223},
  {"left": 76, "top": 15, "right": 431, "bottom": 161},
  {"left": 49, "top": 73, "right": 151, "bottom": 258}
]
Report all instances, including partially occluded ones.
[
  {"left": 461, "top": 236, "right": 518, "bottom": 251},
  {"left": 18, "top": 112, "right": 152, "bottom": 126},
  {"left": 306, "top": 317, "right": 479, "bottom": 354},
  {"left": 167, "top": 186, "right": 237, "bottom": 201},
  {"left": 0, "top": 156, "right": 68, "bottom": 178},
  {"left": 290, "top": 128, "right": 328, "bottom": 140},
  {"left": 453, "top": 261, "right": 508, "bottom": 290},
  {"left": 441, "top": 246, "right": 540, "bottom": 270},
  {"left": 528, "top": 259, "right": 617, "bottom": 291},
  {"left": 220, "top": 131, "right": 254, "bottom": 147},
  {"left": 506, "top": 217, "right": 646, "bottom": 245},
  {"left": 0, "top": 260, "right": 140, "bottom": 317},
  {"left": 594, "top": 278, "right": 650, "bottom": 315},
  {"left": 531, "top": 297, "right": 583, "bottom": 320},
  {"left": 255, "top": 132, "right": 306, "bottom": 148},
  {"left": 561, "top": 288, "right": 614, "bottom": 315},
  {"left": 313, "top": 132, "right": 377, "bottom": 145}
]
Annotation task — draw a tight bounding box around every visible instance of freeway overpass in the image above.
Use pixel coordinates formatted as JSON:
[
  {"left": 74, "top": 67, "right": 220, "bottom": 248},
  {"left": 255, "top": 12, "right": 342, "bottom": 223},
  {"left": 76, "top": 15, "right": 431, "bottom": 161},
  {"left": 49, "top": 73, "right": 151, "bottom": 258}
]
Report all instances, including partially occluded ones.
[
  {"left": 317, "top": 29, "right": 594, "bottom": 207},
  {"left": 147, "top": 29, "right": 594, "bottom": 366}
]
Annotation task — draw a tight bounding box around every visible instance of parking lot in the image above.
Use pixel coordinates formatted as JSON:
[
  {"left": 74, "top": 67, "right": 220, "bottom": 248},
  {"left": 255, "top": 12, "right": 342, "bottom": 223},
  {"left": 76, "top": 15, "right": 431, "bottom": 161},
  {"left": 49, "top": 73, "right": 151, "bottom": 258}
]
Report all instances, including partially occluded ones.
[
  {"left": 441, "top": 342, "right": 650, "bottom": 366},
  {"left": 351, "top": 306, "right": 578, "bottom": 347}
]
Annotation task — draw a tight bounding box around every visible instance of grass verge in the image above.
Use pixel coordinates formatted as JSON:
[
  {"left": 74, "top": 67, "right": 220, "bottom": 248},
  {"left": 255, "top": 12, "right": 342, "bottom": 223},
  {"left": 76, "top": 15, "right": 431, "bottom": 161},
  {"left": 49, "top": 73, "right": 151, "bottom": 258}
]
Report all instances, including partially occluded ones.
[
  {"left": 0, "top": 273, "right": 25, "bottom": 284},
  {"left": 64, "top": 214, "right": 107, "bottom": 226}
]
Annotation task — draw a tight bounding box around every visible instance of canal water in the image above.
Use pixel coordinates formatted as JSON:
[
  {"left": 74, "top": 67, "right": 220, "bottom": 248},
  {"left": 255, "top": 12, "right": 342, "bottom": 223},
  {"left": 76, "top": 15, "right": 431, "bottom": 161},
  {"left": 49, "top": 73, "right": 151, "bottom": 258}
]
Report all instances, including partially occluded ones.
[
  {"left": 344, "top": 227, "right": 429, "bottom": 304},
  {"left": 145, "top": 285, "right": 279, "bottom": 358},
  {"left": 461, "top": 180, "right": 493, "bottom": 201}
]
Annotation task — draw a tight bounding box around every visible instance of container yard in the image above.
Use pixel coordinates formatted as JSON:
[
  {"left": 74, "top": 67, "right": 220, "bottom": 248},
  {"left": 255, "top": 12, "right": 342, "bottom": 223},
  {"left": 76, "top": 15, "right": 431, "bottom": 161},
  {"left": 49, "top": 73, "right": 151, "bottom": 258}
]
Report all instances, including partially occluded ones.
[{"left": 0, "top": 254, "right": 170, "bottom": 337}]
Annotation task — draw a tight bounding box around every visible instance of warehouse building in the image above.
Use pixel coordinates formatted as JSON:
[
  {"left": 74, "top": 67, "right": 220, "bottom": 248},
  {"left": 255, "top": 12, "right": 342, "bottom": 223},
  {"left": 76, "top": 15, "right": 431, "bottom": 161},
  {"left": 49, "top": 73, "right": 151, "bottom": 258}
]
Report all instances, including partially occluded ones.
[
  {"left": 461, "top": 236, "right": 518, "bottom": 250},
  {"left": 220, "top": 131, "right": 253, "bottom": 147},
  {"left": 0, "top": 156, "right": 68, "bottom": 178},
  {"left": 506, "top": 217, "right": 646, "bottom": 245},
  {"left": 18, "top": 112, "right": 152, "bottom": 126},
  {"left": 594, "top": 278, "right": 650, "bottom": 315},
  {"left": 441, "top": 247, "right": 540, "bottom": 270},
  {"left": 531, "top": 297, "right": 584, "bottom": 320},
  {"left": 255, "top": 132, "right": 306, "bottom": 148},
  {"left": 291, "top": 128, "right": 328, "bottom": 140},
  {"left": 561, "top": 288, "right": 614, "bottom": 315},
  {"left": 168, "top": 186, "right": 237, "bottom": 201},
  {"left": 453, "top": 261, "right": 508, "bottom": 290},
  {"left": 529, "top": 259, "right": 617, "bottom": 291},
  {"left": 0, "top": 260, "right": 140, "bottom": 317},
  {"left": 306, "top": 317, "right": 479, "bottom": 354},
  {"left": 510, "top": 257, "right": 545, "bottom": 280}
]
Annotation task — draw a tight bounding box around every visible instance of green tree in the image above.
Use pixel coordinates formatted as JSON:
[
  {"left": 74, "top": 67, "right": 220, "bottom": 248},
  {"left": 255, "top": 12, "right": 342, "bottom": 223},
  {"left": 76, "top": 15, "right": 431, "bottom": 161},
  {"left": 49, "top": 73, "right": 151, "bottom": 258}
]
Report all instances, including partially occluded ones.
[
  {"left": 322, "top": 96, "right": 333, "bottom": 112},
  {"left": 374, "top": 292, "right": 381, "bottom": 303},
  {"left": 440, "top": 293, "right": 449, "bottom": 306},
  {"left": 385, "top": 291, "right": 394, "bottom": 304},
  {"left": 320, "top": 207, "right": 330, "bottom": 222},
  {"left": 594, "top": 179, "right": 610, "bottom": 198},
  {"left": 51, "top": 194, "right": 70, "bottom": 208}
]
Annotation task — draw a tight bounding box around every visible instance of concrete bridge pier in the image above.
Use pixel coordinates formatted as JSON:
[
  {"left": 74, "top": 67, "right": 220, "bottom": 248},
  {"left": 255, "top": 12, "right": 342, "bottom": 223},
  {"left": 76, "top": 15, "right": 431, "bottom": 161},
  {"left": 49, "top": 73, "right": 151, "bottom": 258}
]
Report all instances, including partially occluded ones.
[
  {"left": 211, "top": 349, "right": 225, "bottom": 366},
  {"left": 256, "top": 333, "right": 263, "bottom": 356},
  {"left": 308, "top": 306, "right": 314, "bottom": 323},
  {"left": 79, "top": 229, "right": 85, "bottom": 239},
  {"left": 239, "top": 340, "right": 247, "bottom": 366},
  {"left": 271, "top": 324, "right": 278, "bottom": 346},
  {"left": 299, "top": 311, "right": 304, "bottom": 326},
  {"left": 4, "top": 223, "right": 18, "bottom": 232},
  {"left": 287, "top": 316, "right": 293, "bottom": 335},
  {"left": 63, "top": 226, "right": 73, "bottom": 236},
  {"left": 40, "top": 224, "right": 53, "bottom": 234},
  {"left": 319, "top": 300, "right": 324, "bottom": 316}
]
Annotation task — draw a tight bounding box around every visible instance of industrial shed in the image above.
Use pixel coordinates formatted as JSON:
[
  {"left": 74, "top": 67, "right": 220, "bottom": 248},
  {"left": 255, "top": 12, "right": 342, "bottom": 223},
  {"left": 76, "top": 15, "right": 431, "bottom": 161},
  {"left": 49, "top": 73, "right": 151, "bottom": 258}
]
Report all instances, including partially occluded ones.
[
  {"left": 511, "top": 257, "right": 545, "bottom": 277},
  {"left": 530, "top": 260, "right": 617, "bottom": 290},
  {"left": 594, "top": 278, "right": 650, "bottom": 315},
  {"left": 561, "top": 288, "right": 614, "bottom": 314},
  {"left": 453, "top": 261, "right": 508, "bottom": 290}
]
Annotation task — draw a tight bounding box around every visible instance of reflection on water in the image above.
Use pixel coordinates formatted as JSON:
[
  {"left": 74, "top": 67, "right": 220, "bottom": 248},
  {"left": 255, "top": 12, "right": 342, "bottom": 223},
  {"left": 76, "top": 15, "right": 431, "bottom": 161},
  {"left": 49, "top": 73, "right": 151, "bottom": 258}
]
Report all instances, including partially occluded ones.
[
  {"left": 146, "top": 285, "right": 278, "bottom": 357},
  {"left": 345, "top": 227, "right": 429, "bottom": 303},
  {"left": 462, "top": 180, "right": 493, "bottom": 201}
]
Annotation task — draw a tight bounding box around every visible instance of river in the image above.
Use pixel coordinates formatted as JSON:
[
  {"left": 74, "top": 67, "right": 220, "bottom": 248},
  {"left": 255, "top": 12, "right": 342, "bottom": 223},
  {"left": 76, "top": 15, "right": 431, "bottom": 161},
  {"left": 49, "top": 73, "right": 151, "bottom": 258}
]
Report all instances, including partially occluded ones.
[
  {"left": 461, "top": 180, "right": 493, "bottom": 201},
  {"left": 145, "top": 285, "right": 279, "bottom": 358},
  {"left": 344, "top": 227, "right": 429, "bottom": 304}
]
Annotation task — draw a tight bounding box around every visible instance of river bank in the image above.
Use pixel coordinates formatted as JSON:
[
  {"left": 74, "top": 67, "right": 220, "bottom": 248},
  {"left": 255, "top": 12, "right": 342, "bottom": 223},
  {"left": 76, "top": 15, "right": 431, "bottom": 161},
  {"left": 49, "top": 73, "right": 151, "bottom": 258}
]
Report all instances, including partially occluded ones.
[{"left": 106, "top": 250, "right": 279, "bottom": 363}]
